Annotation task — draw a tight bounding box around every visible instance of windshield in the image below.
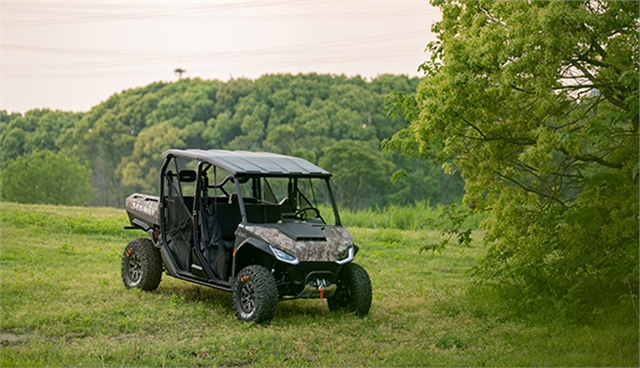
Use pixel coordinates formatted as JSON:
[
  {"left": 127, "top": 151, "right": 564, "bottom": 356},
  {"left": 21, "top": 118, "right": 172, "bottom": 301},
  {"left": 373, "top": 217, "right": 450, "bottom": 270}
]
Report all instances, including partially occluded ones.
[
  {"left": 197, "top": 162, "right": 339, "bottom": 225},
  {"left": 237, "top": 176, "right": 340, "bottom": 225}
]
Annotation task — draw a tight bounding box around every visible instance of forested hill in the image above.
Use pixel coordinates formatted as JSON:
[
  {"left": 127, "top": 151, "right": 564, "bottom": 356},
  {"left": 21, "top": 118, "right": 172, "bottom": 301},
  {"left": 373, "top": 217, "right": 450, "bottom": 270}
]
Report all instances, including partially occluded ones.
[{"left": 1, "top": 73, "right": 464, "bottom": 209}]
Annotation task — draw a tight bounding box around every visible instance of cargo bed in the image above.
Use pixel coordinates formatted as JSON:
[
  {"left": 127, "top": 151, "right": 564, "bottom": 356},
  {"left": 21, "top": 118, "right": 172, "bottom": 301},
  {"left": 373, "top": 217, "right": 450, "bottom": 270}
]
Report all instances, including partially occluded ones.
[{"left": 125, "top": 193, "right": 160, "bottom": 229}]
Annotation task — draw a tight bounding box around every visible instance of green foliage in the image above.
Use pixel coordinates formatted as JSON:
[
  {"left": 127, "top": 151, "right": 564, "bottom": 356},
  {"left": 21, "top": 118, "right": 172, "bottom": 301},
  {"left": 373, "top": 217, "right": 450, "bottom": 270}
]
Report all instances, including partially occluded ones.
[
  {"left": 7, "top": 74, "right": 463, "bottom": 209},
  {"left": 386, "top": 157, "right": 465, "bottom": 206},
  {"left": 319, "top": 140, "right": 394, "bottom": 210},
  {"left": 2, "top": 74, "right": 466, "bottom": 209},
  {"left": 320, "top": 200, "right": 486, "bottom": 231},
  {"left": 0, "top": 109, "right": 82, "bottom": 162},
  {"left": 421, "top": 203, "right": 474, "bottom": 253},
  {"left": 386, "top": 0, "right": 639, "bottom": 312},
  {"left": 116, "top": 121, "right": 187, "bottom": 195},
  {"left": 58, "top": 80, "right": 215, "bottom": 206},
  {"left": 1, "top": 151, "right": 93, "bottom": 206}
]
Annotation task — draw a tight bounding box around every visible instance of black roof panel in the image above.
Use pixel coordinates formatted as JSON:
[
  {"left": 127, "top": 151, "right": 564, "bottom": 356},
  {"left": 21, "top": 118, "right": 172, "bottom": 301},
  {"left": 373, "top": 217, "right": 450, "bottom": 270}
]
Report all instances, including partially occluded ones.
[{"left": 164, "top": 149, "right": 331, "bottom": 177}]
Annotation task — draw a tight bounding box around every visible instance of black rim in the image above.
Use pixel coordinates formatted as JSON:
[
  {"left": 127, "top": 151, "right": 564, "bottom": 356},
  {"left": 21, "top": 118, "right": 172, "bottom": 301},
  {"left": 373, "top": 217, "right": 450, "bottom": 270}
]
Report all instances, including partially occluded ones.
[
  {"left": 240, "top": 279, "right": 256, "bottom": 314},
  {"left": 128, "top": 251, "right": 142, "bottom": 282}
]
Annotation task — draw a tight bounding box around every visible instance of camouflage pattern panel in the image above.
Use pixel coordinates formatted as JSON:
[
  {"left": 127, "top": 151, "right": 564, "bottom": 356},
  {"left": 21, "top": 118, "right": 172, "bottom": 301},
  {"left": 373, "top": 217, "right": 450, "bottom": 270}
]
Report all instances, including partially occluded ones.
[
  {"left": 242, "top": 224, "right": 353, "bottom": 262},
  {"left": 125, "top": 193, "right": 160, "bottom": 227}
]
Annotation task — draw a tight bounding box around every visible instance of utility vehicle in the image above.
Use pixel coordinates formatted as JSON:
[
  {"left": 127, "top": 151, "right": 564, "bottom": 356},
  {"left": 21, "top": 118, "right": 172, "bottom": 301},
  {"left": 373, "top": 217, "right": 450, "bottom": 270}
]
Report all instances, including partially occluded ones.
[{"left": 122, "top": 149, "right": 372, "bottom": 323}]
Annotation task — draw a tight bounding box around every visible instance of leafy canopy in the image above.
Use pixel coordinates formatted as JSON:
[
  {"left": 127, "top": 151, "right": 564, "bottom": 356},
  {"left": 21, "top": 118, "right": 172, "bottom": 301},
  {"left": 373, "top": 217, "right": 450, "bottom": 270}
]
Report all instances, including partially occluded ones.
[
  {"left": 386, "top": 0, "right": 638, "bottom": 310},
  {"left": 2, "top": 74, "right": 463, "bottom": 209},
  {"left": 52, "top": 74, "right": 463, "bottom": 208},
  {"left": 319, "top": 140, "right": 395, "bottom": 211}
]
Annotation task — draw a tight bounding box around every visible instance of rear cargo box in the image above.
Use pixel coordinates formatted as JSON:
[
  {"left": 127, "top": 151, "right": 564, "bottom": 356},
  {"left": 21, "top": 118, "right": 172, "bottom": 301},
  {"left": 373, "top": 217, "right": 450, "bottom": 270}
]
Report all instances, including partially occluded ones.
[{"left": 125, "top": 193, "right": 160, "bottom": 228}]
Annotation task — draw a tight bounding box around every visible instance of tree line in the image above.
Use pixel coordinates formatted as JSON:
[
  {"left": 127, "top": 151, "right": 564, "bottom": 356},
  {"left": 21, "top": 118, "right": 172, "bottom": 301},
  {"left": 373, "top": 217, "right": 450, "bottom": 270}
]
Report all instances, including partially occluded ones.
[{"left": 1, "top": 73, "right": 464, "bottom": 210}]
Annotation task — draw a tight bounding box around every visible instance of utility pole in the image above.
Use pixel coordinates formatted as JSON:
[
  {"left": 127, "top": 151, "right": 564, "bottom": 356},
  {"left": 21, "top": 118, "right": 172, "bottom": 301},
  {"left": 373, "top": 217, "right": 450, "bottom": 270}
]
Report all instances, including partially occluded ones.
[
  {"left": 175, "top": 55, "right": 185, "bottom": 80},
  {"left": 174, "top": 67, "right": 186, "bottom": 80}
]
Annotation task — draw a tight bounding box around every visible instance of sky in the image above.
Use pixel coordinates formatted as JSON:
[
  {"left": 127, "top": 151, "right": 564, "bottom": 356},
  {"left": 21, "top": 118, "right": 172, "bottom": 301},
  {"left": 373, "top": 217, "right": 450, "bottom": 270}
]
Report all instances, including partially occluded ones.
[{"left": 1, "top": 1, "right": 440, "bottom": 114}]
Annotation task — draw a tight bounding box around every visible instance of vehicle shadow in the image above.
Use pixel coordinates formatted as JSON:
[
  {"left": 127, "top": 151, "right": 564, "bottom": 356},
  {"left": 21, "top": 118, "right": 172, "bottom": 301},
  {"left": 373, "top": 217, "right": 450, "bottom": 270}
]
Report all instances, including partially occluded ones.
[
  {"left": 153, "top": 283, "right": 348, "bottom": 321},
  {"left": 274, "top": 298, "right": 343, "bottom": 320},
  {"left": 154, "top": 283, "right": 233, "bottom": 312}
]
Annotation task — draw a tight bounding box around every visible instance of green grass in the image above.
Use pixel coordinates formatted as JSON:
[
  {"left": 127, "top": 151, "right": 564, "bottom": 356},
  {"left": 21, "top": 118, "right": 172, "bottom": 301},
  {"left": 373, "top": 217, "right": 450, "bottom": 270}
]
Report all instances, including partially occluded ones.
[
  {"left": 324, "top": 201, "right": 487, "bottom": 231},
  {"left": 1, "top": 202, "right": 637, "bottom": 367}
]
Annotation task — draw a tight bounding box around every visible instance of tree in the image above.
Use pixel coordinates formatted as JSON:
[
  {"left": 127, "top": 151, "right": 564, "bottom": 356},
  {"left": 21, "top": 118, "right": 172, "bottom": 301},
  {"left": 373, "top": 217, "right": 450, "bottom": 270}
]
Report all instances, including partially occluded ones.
[
  {"left": 0, "top": 109, "right": 82, "bottom": 162},
  {"left": 1, "top": 150, "right": 93, "bottom": 206},
  {"left": 15, "top": 74, "right": 455, "bottom": 209},
  {"left": 386, "top": 0, "right": 638, "bottom": 310},
  {"left": 117, "top": 122, "right": 187, "bottom": 195},
  {"left": 385, "top": 157, "right": 465, "bottom": 206},
  {"left": 319, "top": 140, "right": 395, "bottom": 211},
  {"left": 60, "top": 79, "right": 212, "bottom": 206}
]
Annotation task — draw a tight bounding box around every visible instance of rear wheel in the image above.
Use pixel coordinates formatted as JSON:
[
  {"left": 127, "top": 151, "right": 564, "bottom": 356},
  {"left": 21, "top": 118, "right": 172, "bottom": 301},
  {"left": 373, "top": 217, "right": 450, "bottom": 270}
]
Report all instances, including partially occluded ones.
[
  {"left": 232, "top": 265, "right": 278, "bottom": 323},
  {"left": 328, "top": 263, "right": 372, "bottom": 317},
  {"left": 121, "top": 238, "right": 163, "bottom": 291}
]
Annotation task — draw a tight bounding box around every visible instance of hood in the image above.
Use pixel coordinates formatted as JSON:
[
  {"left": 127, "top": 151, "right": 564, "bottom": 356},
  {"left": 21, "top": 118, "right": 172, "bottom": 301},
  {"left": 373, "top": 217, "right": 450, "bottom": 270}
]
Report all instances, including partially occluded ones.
[{"left": 243, "top": 224, "right": 354, "bottom": 262}]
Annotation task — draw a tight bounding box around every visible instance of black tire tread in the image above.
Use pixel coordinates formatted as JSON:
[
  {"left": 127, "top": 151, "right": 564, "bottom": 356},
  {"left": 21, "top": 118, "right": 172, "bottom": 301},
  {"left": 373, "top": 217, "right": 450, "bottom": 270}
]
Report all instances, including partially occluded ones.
[
  {"left": 232, "top": 265, "right": 278, "bottom": 323},
  {"left": 121, "top": 237, "right": 163, "bottom": 291},
  {"left": 328, "top": 262, "right": 372, "bottom": 317}
]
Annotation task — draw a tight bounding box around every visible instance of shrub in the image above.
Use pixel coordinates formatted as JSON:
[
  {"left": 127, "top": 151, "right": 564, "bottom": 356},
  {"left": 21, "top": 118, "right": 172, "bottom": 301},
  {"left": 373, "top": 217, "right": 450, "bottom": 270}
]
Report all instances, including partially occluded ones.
[{"left": 1, "top": 150, "right": 93, "bottom": 206}]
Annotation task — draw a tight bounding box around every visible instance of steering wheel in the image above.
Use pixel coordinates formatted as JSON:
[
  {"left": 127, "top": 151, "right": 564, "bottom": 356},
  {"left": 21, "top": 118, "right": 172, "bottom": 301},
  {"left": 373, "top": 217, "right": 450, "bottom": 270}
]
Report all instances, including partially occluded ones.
[{"left": 294, "top": 207, "right": 320, "bottom": 221}]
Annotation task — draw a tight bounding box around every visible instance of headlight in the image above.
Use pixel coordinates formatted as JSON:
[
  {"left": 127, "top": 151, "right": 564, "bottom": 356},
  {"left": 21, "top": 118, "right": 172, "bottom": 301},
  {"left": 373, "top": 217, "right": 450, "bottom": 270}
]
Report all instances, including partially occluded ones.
[
  {"left": 269, "top": 245, "right": 300, "bottom": 265},
  {"left": 336, "top": 246, "right": 355, "bottom": 265}
]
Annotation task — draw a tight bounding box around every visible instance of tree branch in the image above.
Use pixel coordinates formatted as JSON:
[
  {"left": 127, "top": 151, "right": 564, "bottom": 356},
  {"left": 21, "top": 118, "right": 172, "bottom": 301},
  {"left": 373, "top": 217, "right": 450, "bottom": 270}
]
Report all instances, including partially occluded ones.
[
  {"left": 569, "top": 61, "right": 627, "bottom": 110},
  {"left": 462, "top": 118, "right": 488, "bottom": 139},
  {"left": 557, "top": 146, "right": 623, "bottom": 169},
  {"left": 496, "top": 171, "right": 567, "bottom": 207}
]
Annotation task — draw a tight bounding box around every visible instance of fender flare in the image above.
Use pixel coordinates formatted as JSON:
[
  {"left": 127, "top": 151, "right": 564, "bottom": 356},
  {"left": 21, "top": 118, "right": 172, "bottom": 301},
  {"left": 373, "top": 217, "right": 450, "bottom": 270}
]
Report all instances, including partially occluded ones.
[
  {"left": 235, "top": 237, "right": 274, "bottom": 258},
  {"left": 232, "top": 238, "right": 276, "bottom": 276}
]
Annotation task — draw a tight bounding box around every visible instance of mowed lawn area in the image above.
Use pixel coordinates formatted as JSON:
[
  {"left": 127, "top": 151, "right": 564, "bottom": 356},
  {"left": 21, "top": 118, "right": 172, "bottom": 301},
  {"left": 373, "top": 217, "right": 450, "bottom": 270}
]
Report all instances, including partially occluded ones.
[{"left": 1, "top": 202, "right": 637, "bottom": 367}]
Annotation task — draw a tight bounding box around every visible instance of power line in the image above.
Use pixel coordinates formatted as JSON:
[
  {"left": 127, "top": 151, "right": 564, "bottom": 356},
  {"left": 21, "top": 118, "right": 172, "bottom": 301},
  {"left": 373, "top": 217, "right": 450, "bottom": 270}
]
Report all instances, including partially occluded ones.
[
  {"left": 1, "top": 1, "right": 290, "bottom": 27},
  {"left": 2, "top": 1, "right": 434, "bottom": 29},
  {"left": 1, "top": 29, "right": 430, "bottom": 73},
  {"left": 1, "top": 43, "right": 170, "bottom": 57},
  {"left": 0, "top": 49, "right": 425, "bottom": 80}
]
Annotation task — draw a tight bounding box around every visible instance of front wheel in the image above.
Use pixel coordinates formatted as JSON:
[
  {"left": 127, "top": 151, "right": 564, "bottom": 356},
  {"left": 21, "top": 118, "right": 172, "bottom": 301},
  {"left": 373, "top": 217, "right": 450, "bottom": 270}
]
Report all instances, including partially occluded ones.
[
  {"left": 328, "top": 263, "right": 372, "bottom": 317},
  {"left": 232, "top": 265, "right": 278, "bottom": 323},
  {"left": 121, "top": 238, "right": 163, "bottom": 291}
]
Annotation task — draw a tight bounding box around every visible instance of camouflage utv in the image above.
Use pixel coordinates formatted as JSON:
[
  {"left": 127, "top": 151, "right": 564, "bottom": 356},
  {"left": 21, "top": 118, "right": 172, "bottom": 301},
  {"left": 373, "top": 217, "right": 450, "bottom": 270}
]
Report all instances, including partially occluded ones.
[{"left": 122, "top": 149, "right": 372, "bottom": 323}]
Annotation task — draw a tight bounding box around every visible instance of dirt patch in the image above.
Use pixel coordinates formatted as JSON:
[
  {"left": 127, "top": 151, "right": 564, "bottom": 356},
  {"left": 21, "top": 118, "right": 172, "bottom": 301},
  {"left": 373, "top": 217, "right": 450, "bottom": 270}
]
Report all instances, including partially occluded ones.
[
  {"left": 0, "top": 331, "right": 30, "bottom": 346},
  {"left": 116, "top": 333, "right": 137, "bottom": 342}
]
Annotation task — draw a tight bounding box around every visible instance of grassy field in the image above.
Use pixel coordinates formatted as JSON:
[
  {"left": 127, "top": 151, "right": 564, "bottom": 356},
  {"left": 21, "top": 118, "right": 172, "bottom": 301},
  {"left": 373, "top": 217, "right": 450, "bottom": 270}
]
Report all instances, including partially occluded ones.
[
  {"left": 1, "top": 202, "right": 637, "bottom": 367},
  {"left": 322, "top": 201, "right": 486, "bottom": 231}
]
